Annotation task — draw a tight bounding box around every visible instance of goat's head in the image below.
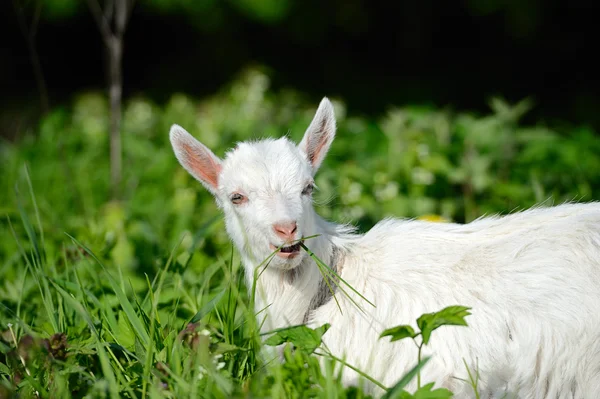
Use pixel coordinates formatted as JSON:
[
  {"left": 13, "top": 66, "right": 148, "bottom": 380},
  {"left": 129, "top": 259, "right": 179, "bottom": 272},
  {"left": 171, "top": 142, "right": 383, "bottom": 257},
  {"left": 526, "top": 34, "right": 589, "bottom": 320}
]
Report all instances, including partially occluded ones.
[{"left": 169, "top": 98, "right": 336, "bottom": 270}]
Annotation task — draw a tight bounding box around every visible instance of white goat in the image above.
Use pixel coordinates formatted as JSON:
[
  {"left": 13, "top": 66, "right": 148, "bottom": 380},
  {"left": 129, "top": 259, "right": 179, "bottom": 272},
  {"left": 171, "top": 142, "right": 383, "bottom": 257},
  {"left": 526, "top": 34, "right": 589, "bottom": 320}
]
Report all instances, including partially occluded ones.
[{"left": 170, "top": 98, "right": 600, "bottom": 398}]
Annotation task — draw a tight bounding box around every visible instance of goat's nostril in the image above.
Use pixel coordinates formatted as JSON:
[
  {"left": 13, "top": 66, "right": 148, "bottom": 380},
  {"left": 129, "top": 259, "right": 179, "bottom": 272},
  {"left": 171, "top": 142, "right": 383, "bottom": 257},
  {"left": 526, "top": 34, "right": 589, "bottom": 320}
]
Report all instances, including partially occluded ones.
[{"left": 273, "top": 221, "right": 298, "bottom": 239}]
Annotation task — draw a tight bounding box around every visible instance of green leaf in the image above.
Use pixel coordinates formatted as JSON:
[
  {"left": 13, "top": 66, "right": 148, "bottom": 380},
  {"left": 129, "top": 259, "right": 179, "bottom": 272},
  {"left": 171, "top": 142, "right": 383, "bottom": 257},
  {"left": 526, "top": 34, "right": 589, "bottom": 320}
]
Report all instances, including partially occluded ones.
[
  {"left": 264, "top": 323, "right": 330, "bottom": 354},
  {"left": 0, "top": 362, "right": 11, "bottom": 374},
  {"left": 382, "top": 357, "right": 430, "bottom": 399},
  {"left": 229, "top": 0, "right": 291, "bottom": 23},
  {"left": 412, "top": 383, "right": 454, "bottom": 398},
  {"left": 190, "top": 289, "right": 226, "bottom": 323},
  {"left": 380, "top": 324, "right": 418, "bottom": 342},
  {"left": 43, "top": 0, "right": 82, "bottom": 19},
  {"left": 417, "top": 306, "right": 471, "bottom": 345},
  {"left": 117, "top": 310, "right": 136, "bottom": 348},
  {"left": 213, "top": 342, "right": 243, "bottom": 355}
]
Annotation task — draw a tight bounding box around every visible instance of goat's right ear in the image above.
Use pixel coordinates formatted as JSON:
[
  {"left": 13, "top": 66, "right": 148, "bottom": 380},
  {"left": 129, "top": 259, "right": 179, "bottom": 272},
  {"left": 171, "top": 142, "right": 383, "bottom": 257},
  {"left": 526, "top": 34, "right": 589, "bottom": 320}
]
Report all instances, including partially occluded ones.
[
  {"left": 298, "top": 97, "right": 336, "bottom": 174},
  {"left": 170, "top": 124, "right": 222, "bottom": 195}
]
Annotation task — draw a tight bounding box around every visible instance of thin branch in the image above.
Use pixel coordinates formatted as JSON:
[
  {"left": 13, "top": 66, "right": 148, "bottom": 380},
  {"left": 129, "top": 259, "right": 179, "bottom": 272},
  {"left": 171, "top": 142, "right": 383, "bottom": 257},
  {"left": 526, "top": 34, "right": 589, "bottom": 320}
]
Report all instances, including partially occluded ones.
[
  {"left": 30, "top": 0, "right": 41, "bottom": 38},
  {"left": 103, "top": 0, "right": 114, "bottom": 22},
  {"left": 115, "top": 0, "right": 127, "bottom": 35},
  {"left": 84, "top": 0, "right": 114, "bottom": 46},
  {"left": 85, "top": 0, "right": 135, "bottom": 200},
  {"left": 121, "top": 0, "right": 137, "bottom": 35}
]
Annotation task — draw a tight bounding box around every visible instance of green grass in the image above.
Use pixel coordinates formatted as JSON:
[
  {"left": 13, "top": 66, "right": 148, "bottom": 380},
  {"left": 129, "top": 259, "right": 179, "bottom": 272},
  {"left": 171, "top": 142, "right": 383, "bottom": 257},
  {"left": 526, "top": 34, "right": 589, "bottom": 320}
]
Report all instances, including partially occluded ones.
[{"left": 1, "top": 68, "right": 598, "bottom": 398}]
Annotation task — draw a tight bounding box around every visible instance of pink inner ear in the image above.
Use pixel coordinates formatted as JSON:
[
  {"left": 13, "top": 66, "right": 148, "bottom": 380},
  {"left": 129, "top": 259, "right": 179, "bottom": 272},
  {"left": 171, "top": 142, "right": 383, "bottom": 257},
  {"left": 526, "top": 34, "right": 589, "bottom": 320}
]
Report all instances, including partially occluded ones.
[
  {"left": 307, "top": 132, "right": 329, "bottom": 167},
  {"left": 182, "top": 143, "right": 222, "bottom": 189},
  {"left": 308, "top": 140, "right": 321, "bottom": 166}
]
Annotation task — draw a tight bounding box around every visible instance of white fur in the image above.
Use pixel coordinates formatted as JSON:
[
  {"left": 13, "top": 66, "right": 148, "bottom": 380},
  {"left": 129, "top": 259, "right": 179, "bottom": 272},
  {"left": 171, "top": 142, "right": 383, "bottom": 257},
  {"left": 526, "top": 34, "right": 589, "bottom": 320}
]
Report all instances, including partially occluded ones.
[{"left": 170, "top": 98, "right": 600, "bottom": 398}]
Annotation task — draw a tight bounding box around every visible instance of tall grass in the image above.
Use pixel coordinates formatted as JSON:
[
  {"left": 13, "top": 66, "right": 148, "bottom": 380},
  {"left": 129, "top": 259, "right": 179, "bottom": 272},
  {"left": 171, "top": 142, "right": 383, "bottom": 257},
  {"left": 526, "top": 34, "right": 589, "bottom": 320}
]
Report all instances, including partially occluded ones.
[{"left": 1, "top": 175, "right": 382, "bottom": 398}]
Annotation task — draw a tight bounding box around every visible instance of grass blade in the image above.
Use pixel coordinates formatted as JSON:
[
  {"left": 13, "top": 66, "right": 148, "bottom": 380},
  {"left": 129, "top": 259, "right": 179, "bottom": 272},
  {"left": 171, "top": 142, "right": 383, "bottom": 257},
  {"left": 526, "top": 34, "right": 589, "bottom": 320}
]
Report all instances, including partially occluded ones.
[
  {"left": 381, "top": 357, "right": 431, "bottom": 399},
  {"left": 51, "top": 280, "right": 120, "bottom": 399},
  {"left": 314, "top": 349, "right": 387, "bottom": 391},
  {"left": 65, "top": 233, "right": 151, "bottom": 347},
  {"left": 7, "top": 214, "right": 59, "bottom": 334},
  {"left": 300, "top": 242, "right": 375, "bottom": 309}
]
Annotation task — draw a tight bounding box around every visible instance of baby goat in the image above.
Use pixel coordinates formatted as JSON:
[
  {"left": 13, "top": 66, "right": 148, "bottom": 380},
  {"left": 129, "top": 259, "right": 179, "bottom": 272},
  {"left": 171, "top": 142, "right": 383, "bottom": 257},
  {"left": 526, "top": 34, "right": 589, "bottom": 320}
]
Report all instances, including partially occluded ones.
[{"left": 170, "top": 98, "right": 600, "bottom": 398}]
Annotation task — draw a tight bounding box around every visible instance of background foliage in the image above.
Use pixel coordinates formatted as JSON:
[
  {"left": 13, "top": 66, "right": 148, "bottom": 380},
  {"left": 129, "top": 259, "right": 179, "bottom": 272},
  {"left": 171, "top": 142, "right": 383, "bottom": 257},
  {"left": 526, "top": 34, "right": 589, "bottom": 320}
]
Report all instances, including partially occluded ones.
[
  {"left": 3, "top": 0, "right": 600, "bottom": 136},
  {"left": 1, "top": 68, "right": 598, "bottom": 397}
]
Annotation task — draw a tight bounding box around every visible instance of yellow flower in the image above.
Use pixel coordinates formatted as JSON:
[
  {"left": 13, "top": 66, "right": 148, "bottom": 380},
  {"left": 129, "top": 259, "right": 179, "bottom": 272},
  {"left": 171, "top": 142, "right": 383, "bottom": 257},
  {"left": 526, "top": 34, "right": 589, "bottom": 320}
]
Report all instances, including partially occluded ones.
[{"left": 417, "top": 214, "right": 448, "bottom": 223}]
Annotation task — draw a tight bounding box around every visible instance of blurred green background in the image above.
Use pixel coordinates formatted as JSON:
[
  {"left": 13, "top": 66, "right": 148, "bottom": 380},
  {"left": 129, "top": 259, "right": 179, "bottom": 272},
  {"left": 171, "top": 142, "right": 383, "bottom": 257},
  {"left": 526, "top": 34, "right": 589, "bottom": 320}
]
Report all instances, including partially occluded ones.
[
  {"left": 1, "top": 1, "right": 599, "bottom": 397},
  {"left": 2, "top": 0, "right": 600, "bottom": 314}
]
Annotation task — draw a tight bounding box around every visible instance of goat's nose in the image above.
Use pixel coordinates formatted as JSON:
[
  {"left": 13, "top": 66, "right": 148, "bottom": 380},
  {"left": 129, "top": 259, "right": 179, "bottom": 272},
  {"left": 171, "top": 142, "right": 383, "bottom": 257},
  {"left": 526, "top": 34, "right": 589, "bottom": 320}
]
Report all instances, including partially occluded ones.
[{"left": 273, "top": 221, "right": 297, "bottom": 241}]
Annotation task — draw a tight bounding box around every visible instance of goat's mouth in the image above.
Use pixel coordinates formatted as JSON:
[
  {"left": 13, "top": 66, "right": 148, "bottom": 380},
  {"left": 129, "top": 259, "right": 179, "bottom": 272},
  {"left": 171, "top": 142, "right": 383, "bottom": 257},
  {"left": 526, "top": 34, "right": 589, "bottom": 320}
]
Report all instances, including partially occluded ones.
[{"left": 270, "top": 240, "right": 304, "bottom": 259}]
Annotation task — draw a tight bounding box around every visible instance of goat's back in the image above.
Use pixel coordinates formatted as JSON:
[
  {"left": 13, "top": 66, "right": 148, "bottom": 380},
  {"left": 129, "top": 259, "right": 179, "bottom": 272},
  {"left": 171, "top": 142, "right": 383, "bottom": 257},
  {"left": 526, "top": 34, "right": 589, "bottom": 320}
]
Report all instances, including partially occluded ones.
[{"left": 311, "top": 203, "right": 600, "bottom": 397}]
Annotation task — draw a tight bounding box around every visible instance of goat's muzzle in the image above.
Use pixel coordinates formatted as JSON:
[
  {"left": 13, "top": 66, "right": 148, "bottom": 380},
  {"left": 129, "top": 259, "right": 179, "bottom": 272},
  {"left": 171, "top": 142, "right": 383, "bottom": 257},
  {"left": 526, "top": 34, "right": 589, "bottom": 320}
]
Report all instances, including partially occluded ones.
[{"left": 270, "top": 240, "right": 304, "bottom": 258}]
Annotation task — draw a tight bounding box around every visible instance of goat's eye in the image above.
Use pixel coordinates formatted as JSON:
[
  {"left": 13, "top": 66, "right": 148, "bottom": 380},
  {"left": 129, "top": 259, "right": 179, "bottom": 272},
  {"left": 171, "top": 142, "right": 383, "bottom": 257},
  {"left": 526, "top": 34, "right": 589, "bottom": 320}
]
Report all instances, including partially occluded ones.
[
  {"left": 302, "top": 183, "right": 314, "bottom": 196},
  {"left": 230, "top": 193, "right": 246, "bottom": 205}
]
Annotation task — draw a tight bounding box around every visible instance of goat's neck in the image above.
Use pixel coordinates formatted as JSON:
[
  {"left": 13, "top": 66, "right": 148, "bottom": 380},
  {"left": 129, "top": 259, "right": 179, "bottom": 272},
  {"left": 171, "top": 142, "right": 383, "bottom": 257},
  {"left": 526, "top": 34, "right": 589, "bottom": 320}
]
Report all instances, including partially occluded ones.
[{"left": 241, "top": 216, "right": 334, "bottom": 332}]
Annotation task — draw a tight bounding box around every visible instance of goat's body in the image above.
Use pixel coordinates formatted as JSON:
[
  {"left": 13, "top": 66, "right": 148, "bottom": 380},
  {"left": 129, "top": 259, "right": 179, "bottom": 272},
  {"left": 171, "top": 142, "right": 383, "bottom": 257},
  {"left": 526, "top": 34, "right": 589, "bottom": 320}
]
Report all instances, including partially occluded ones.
[
  {"left": 170, "top": 98, "right": 600, "bottom": 398},
  {"left": 305, "top": 203, "right": 600, "bottom": 397}
]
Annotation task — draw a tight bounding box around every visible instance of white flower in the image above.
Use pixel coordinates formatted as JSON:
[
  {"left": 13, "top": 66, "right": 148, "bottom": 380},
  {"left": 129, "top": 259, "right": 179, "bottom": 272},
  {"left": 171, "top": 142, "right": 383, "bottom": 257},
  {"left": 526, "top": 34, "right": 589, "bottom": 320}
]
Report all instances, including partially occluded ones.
[
  {"left": 198, "top": 365, "right": 207, "bottom": 379},
  {"left": 375, "top": 181, "right": 399, "bottom": 201},
  {"left": 346, "top": 182, "right": 363, "bottom": 203},
  {"left": 412, "top": 167, "right": 434, "bottom": 185}
]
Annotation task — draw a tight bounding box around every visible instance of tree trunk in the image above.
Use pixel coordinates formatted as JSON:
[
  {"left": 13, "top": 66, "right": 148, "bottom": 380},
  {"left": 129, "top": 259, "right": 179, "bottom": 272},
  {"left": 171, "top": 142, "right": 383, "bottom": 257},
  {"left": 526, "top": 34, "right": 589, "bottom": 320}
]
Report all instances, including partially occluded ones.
[
  {"left": 85, "top": 0, "right": 131, "bottom": 200},
  {"left": 108, "top": 36, "right": 123, "bottom": 200}
]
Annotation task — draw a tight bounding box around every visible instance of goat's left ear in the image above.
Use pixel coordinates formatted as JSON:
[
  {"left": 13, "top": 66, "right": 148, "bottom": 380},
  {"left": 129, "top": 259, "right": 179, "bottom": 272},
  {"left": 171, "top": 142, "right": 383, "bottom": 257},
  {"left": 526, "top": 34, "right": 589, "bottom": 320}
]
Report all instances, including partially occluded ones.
[{"left": 298, "top": 97, "right": 336, "bottom": 174}]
